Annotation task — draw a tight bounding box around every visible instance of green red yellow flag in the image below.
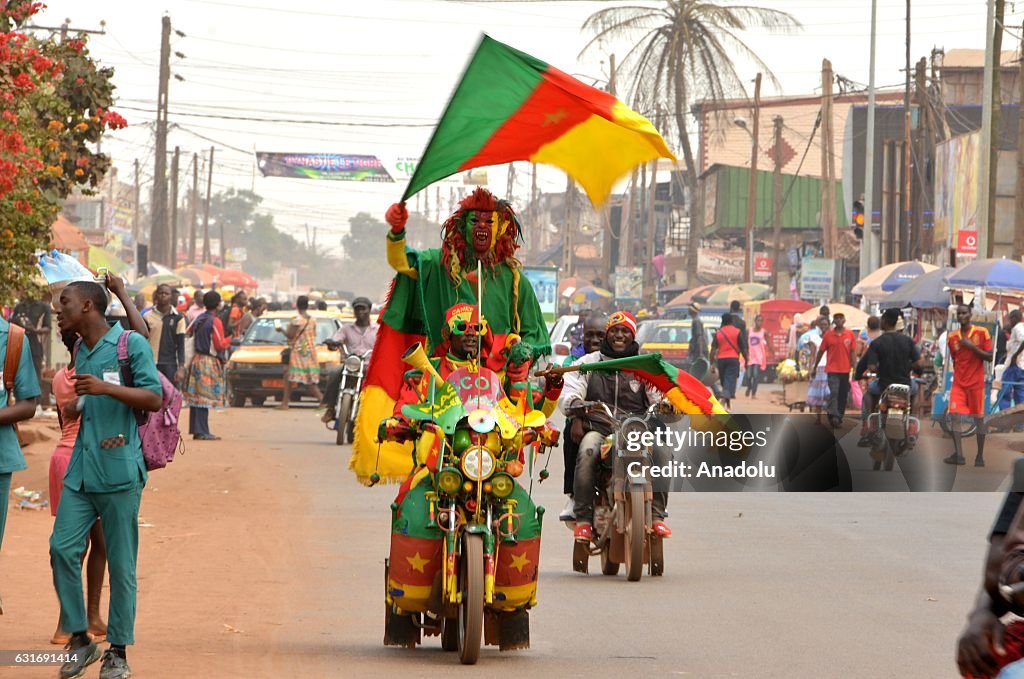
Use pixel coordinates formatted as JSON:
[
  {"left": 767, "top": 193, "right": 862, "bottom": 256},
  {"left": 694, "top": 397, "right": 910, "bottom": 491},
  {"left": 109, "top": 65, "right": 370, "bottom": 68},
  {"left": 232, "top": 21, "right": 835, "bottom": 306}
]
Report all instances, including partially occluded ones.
[
  {"left": 576, "top": 353, "right": 728, "bottom": 415},
  {"left": 402, "top": 34, "right": 676, "bottom": 206}
]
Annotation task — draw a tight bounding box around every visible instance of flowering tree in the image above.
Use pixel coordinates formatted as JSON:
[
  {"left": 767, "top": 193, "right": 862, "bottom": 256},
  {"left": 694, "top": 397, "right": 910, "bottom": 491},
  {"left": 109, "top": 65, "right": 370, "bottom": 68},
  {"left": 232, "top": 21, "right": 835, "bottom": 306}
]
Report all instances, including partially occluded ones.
[{"left": 0, "top": 1, "right": 127, "bottom": 303}]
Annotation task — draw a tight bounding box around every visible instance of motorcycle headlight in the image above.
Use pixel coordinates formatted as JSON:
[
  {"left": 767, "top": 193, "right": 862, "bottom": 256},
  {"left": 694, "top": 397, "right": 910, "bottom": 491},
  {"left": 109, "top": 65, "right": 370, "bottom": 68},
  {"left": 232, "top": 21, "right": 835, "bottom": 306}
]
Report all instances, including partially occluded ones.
[
  {"left": 343, "top": 355, "right": 362, "bottom": 372},
  {"left": 437, "top": 467, "right": 463, "bottom": 495},
  {"left": 490, "top": 473, "right": 514, "bottom": 498},
  {"left": 461, "top": 445, "right": 495, "bottom": 480}
]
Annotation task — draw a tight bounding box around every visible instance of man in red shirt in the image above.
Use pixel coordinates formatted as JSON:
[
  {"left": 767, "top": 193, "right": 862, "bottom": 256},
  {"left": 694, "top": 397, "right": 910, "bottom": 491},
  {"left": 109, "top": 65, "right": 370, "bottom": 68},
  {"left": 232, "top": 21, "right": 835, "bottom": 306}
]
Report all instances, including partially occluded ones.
[
  {"left": 945, "top": 304, "right": 993, "bottom": 467},
  {"left": 813, "top": 312, "right": 857, "bottom": 428},
  {"left": 710, "top": 313, "right": 748, "bottom": 410}
]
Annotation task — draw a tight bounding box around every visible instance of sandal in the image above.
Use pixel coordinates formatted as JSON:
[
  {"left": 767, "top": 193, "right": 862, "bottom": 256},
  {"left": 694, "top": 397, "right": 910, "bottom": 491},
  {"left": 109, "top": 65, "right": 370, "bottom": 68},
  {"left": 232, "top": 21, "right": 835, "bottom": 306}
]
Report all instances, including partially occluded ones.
[
  {"left": 573, "top": 523, "right": 593, "bottom": 543},
  {"left": 652, "top": 521, "right": 673, "bottom": 538}
]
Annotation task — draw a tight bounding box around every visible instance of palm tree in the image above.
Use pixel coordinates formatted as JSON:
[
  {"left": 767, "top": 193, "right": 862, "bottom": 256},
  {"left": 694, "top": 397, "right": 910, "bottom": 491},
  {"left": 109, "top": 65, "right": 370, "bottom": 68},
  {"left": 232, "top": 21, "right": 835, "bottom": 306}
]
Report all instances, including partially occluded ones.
[{"left": 581, "top": 1, "right": 801, "bottom": 283}]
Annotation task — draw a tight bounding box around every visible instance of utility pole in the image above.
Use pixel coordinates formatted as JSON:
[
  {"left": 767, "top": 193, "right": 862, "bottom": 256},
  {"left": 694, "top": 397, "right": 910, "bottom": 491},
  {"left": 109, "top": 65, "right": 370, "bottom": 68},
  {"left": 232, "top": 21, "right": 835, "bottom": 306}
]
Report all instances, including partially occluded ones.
[
  {"left": 912, "top": 58, "right": 928, "bottom": 259},
  {"left": 188, "top": 153, "right": 197, "bottom": 265},
  {"left": 820, "top": 60, "right": 836, "bottom": 259},
  {"left": 863, "top": 0, "right": 880, "bottom": 273},
  {"left": 132, "top": 158, "right": 140, "bottom": 257},
  {"left": 979, "top": 0, "right": 997, "bottom": 259},
  {"left": 1016, "top": 21, "right": 1024, "bottom": 261},
  {"left": 602, "top": 54, "right": 616, "bottom": 287},
  {"left": 506, "top": 162, "right": 515, "bottom": 202},
  {"left": 563, "top": 175, "right": 575, "bottom": 277},
  {"left": 986, "top": 0, "right": 1005, "bottom": 258},
  {"left": 169, "top": 146, "right": 179, "bottom": 269},
  {"left": 745, "top": 72, "right": 762, "bottom": 281},
  {"left": 202, "top": 146, "right": 213, "bottom": 264},
  {"left": 647, "top": 155, "right": 658, "bottom": 296},
  {"left": 150, "top": 15, "right": 171, "bottom": 266},
  {"left": 900, "top": 0, "right": 911, "bottom": 262},
  {"left": 770, "top": 116, "right": 785, "bottom": 294}
]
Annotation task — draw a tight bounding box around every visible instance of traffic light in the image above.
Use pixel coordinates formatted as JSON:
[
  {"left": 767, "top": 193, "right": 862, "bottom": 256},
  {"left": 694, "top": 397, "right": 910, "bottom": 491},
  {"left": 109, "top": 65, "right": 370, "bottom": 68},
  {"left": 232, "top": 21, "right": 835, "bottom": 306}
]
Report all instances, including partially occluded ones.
[{"left": 852, "top": 200, "right": 865, "bottom": 239}]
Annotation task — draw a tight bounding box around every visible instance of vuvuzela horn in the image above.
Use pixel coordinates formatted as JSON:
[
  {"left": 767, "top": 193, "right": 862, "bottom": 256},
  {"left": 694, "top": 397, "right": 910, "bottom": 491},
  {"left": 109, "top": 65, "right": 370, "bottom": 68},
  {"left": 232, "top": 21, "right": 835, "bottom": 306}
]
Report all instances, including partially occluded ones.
[{"left": 401, "top": 342, "right": 445, "bottom": 387}]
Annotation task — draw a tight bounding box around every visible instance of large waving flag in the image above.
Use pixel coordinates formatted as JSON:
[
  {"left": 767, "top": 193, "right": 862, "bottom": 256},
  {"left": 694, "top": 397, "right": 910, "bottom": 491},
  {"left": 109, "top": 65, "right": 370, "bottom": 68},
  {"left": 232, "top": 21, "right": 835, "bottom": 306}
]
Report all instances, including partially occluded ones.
[
  {"left": 576, "top": 353, "right": 728, "bottom": 416},
  {"left": 402, "top": 35, "right": 676, "bottom": 206}
]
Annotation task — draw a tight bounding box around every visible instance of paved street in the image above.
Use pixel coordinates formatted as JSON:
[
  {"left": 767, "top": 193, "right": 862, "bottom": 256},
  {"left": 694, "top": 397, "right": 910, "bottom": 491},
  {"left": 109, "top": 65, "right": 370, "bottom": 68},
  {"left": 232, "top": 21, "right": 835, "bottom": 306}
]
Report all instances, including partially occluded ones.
[{"left": 0, "top": 392, "right": 1014, "bottom": 677}]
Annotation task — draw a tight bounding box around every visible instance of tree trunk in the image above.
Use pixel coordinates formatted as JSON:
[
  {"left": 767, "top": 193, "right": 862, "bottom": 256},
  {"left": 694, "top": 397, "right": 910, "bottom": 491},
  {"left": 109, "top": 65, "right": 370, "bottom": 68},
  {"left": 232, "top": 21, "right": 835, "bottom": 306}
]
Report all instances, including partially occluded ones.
[{"left": 675, "top": 84, "right": 701, "bottom": 288}]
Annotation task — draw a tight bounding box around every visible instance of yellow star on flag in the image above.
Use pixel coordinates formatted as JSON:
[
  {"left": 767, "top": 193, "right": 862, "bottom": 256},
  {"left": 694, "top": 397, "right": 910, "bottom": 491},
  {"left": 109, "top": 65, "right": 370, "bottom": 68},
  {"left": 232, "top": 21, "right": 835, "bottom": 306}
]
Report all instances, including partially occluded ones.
[
  {"left": 510, "top": 552, "right": 531, "bottom": 573},
  {"left": 406, "top": 552, "right": 430, "bottom": 573}
]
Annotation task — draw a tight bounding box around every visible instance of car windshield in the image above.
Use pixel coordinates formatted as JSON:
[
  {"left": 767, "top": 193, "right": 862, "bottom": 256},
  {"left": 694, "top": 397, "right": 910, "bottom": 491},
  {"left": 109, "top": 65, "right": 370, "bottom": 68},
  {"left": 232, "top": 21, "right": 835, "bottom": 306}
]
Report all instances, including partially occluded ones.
[
  {"left": 242, "top": 317, "right": 338, "bottom": 345},
  {"left": 641, "top": 323, "right": 691, "bottom": 344}
]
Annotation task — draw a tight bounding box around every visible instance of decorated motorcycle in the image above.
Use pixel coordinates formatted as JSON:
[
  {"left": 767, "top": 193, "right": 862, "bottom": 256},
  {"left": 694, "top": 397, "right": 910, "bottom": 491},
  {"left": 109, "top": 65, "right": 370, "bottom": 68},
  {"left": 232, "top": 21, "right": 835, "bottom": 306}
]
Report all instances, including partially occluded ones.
[{"left": 380, "top": 342, "right": 558, "bottom": 664}]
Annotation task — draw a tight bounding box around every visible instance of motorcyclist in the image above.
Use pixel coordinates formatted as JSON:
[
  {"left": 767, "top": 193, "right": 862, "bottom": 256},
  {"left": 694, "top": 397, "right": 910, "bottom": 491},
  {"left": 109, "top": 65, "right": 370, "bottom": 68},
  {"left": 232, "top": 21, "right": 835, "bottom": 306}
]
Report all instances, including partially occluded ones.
[
  {"left": 321, "top": 296, "right": 377, "bottom": 423},
  {"left": 559, "top": 310, "right": 673, "bottom": 542},
  {"left": 862, "top": 308, "right": 925, "bottom": 446}
]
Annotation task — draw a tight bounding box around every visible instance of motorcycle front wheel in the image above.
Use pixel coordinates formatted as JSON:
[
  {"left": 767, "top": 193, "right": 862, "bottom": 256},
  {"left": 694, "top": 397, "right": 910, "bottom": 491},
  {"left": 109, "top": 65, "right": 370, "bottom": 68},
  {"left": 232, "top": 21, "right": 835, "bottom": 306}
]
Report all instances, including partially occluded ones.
[
  {"left": 458, "top": 534, "right": 484, "bottom": 664},
  {"left": 624, "top": 489, "right": 645, "bottom": 582},
  {"left": 337, "top": 392, "right": 354, "bottom": 446}
]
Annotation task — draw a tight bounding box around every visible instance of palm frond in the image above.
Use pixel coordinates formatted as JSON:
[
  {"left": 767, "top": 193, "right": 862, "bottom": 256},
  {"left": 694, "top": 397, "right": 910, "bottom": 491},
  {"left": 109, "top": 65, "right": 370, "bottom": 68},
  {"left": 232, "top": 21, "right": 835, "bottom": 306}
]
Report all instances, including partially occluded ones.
[{"left": 579, "top": 7, "right": 665, "bottom": 59}]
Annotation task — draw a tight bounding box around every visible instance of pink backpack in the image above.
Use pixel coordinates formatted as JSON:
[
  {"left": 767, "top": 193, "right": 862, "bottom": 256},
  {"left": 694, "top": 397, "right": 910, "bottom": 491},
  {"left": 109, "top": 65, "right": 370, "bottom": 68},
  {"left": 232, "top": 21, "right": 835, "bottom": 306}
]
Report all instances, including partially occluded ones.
[{"left": 73, "top": 331, "right": 183, "bottom": 470}]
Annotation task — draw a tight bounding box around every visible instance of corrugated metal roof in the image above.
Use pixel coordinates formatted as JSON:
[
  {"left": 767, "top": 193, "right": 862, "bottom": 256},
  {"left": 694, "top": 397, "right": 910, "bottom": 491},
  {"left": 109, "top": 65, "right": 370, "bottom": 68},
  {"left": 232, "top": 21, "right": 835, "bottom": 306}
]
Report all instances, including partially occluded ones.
[{"left": 702, "top": 164, "right": 846, "bottom": 235}]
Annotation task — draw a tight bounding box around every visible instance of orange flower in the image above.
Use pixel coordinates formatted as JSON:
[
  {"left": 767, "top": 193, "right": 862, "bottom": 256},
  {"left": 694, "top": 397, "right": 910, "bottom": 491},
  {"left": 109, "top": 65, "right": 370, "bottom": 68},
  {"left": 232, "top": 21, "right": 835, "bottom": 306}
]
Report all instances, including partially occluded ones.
[
  {"left": 74, "top": 122, "right": 89, "bottom": 132},
  {"left": 47, "top": 120, "right": 63, "bottom": 132},
  {"left": 74, "top": 168, "right": 84, "bottom": 177}
]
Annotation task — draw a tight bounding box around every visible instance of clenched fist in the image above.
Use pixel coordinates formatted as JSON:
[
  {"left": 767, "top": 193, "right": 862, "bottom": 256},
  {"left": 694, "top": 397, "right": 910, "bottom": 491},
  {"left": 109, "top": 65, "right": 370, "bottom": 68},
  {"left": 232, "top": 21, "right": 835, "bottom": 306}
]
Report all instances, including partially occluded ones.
[{"left": 385, "top": 202, "right": 408, "bottom": 234}]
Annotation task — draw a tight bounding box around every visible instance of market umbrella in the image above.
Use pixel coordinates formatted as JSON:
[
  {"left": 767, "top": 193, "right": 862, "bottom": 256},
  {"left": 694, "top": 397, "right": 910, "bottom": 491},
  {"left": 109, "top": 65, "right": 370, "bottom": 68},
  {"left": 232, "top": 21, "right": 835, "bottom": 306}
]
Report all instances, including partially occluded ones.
[
  {"left": 128, "top": 273, "right": 183, "bottom": 293},
  {"left": 824, "top": 303, "right": 869, "bottom": 329},
  {"left": 175, "top": 266, "right": 215, "bottom": 287},
  {"left": 880, "top": 267, "right": 954, "bottom": 309},
  {"left": 665, "top": 284, "right": 722, "bottom": 309},
  {"left": 218, "top": 268, "right": 258, "bottom": 289},
  {"left": 87, "top": 246, "right": 130, "bottom": 275},
  {"left": 945, "top": 258, "right": 1024, "bottom": 294},
  {"left": 570, "top": 285, "right": 613, "bottom": 304},
  {"left": 703, "top": 283, "right": 772, "bottom": 306},
  {"left": 851, "top": 261, "right": 937, "bottom": 300}
]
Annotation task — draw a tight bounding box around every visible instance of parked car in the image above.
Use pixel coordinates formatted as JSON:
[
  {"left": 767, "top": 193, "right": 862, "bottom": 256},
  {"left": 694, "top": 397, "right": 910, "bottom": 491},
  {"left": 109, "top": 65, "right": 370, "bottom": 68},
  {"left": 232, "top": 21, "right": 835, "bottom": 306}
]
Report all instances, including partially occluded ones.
[
  {"left": 225, "top": 310, "right": 350, "bottom": 407},
  {"left": 548, "top": 313, "right": 579, "bottom": 361}
]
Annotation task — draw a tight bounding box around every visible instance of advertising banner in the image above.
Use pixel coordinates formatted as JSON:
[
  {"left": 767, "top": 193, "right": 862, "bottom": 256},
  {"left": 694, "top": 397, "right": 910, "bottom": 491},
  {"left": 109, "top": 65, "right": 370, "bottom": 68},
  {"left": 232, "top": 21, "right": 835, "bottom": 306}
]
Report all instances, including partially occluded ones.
[
  {"left": 614, "top": 266, "right": 644, "bottom": 302},
  {"left": 799, "top": 258, "right": 835, "bottom": 302},
  {"left": 933, "top": 131, "right": 980, "bottom": 244},
  {"left": 256, "top": 153, "right": 394, "bottom": 182},
  {"left": 521, "top": 266, "right": 558, "bottom": 322}
]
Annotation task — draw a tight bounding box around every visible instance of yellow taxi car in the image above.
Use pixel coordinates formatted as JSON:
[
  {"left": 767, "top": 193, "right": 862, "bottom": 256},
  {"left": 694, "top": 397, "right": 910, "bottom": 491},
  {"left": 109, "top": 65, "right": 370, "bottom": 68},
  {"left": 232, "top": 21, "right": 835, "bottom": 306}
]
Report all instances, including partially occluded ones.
[
  {"left": 636, "top": 319, "right": 713, "bottom": 367},
  {"left": 225, "top": 309, "right": 352, "bottom": 407}
]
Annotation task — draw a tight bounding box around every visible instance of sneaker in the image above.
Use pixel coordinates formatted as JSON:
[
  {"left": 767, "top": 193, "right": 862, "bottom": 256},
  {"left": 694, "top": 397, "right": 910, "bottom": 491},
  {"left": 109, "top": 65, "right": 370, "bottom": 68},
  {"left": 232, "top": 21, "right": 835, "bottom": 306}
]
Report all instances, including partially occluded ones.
[
  {"left": 558, "top": 496, "right": 575, "bottom": 522},
  {"left": 651, "top": 521, "right": 673, "bottom": 538},
  {"left": 59, "top": 642, "right": 101, "bottom": 679},
  {"left": 943, "top": 453, "right": 967, "bottom": 466},
  {"left": 975, "top": 456, "right": 985, "bottom": 468},
  {"left": 99, "top": 650, "right": 132, "bottom": 679}
]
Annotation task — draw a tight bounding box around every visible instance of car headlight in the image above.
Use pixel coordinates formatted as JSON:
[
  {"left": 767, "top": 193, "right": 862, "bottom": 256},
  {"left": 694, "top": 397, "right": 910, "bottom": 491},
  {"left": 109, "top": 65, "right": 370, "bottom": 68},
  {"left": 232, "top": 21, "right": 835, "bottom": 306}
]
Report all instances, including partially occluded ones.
[
  {"left": 489, "top": 473, "right": 514, "bottom": 498},
  {"left": 461, "top": 445, "right": 495, "bottom": 480},
  {"left": 437, "top": 467, "right": 463, "bottom": 495},
  {"left": 343, "top": 355, "right": 362, "bottom": 372}
]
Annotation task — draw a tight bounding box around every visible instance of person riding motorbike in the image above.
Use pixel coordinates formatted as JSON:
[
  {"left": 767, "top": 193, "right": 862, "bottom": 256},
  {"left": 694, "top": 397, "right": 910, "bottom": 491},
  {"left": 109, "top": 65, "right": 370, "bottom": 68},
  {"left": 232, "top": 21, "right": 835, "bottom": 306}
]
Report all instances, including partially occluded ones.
[
  {"left": 559, "top": 310, "right": 673, "bottom": 542},
  {"left": 321, "top": 296, "right": 377, "bottom": 423},
  {"left": 863, "top": 308, "right": 925, "bottom": 441}
]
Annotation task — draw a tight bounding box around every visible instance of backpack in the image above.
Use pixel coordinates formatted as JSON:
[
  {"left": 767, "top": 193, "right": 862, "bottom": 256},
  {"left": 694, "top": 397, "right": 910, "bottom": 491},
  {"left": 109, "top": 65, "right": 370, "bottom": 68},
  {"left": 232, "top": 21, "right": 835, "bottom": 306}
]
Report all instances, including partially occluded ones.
[
  {"left": 3, "top": 323, "right": 25, "bottom": 444},
  {"left": 116, "top": 331, "right": 183, "bottom": 471}
]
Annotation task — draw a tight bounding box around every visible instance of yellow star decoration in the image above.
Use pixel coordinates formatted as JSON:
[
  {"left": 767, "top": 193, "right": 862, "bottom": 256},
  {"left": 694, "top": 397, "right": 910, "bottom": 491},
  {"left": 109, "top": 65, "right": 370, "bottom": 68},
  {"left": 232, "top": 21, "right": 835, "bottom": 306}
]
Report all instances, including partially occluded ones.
[
  {"left": 406, "top": 552, "right": 430, "bottom": 573},
  {"left": 509, "top": 552, "right": 531, "bottom": 573},
  {"left": 543, "top": 109, "right": 567, "bottom": 127}
]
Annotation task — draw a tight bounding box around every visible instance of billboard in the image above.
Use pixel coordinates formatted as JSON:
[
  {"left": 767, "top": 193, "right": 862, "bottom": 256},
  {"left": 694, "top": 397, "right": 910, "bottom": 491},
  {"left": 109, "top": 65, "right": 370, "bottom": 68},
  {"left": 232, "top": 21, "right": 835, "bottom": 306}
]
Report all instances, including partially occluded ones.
[
  {"left": 799, "top": 258, "right": 835, "bottom": 302},
  {"left": 933, "top": 131, "right": 980, "bottom": 244},
  {"left": 614, "top": 266, "right": 643, "bottom": 302},
  {"left": 521, "top": 266, "right": 558, "bottom": 322}
]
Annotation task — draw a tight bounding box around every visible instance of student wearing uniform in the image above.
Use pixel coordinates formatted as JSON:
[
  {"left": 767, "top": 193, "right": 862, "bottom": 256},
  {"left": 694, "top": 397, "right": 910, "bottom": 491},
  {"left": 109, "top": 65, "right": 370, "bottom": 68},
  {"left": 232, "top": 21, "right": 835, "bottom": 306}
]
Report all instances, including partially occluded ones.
[
  {"left": 51, "top": 281, "right": 162, "bottom": 679},
  {"left": 0, "top": 313, "right": 41, "bottom": 612}
]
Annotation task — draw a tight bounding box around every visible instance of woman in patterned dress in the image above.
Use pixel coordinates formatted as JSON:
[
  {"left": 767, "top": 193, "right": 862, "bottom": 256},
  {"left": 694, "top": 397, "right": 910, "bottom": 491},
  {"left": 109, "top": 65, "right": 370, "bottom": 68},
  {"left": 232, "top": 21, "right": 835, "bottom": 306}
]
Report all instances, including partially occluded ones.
[
  {"left": 184, "top": 290, "right": 230, "bottom": 439},
  {"left": 279, "top": 295, "right": 322, "bottom": 409}
]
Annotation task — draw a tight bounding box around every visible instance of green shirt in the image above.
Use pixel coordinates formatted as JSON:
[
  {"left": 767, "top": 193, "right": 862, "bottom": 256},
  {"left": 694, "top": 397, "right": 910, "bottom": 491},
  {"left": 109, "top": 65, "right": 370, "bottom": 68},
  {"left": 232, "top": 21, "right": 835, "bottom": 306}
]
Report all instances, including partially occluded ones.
[
  {"left": 64, "top": 326, "right": 162, "bottom": 493},
  {"left": 0, "top": 317, "right": 41, "bottom": 474}
]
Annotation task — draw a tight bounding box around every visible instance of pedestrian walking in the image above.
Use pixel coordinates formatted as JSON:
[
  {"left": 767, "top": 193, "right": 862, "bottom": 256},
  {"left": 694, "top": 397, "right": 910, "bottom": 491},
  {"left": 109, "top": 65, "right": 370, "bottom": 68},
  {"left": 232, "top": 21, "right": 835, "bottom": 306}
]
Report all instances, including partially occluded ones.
[
  {"left": 183, "top": 291, "right": 230, "bottom": 440},
  {"left": 50, "top": 280, "right": 163, "bottom": 679},
  {"left": 279, "top": 295, "right": 323, "bottom": 409}
]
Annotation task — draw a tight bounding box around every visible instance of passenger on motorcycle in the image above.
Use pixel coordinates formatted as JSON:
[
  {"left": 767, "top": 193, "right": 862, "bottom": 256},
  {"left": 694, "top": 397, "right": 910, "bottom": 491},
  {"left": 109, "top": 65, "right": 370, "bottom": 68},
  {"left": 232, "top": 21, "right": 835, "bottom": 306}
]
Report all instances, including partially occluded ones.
[
  {"left": 559, "top": 310, "right": 673, "bottom": 542},
  {"left": 320, "top": 296, "right": 377, "bottom": 423},
  {"left": 863, "top": 308, "right": 925, "bottom": 432}
]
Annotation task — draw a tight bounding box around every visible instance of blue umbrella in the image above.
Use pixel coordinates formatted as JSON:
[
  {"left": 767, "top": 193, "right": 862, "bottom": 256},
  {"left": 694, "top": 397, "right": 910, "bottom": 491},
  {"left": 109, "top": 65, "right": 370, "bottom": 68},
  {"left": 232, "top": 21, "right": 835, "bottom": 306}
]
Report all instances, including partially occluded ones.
[
  {"left": 945, "top": 258, "right": 1024, "bottom": 294},
  {"left": 851, "top": 260, "right": 937, "bottom": 299},
  {"left": 880, "top": 267, "right": 954, "bottom": 309}
]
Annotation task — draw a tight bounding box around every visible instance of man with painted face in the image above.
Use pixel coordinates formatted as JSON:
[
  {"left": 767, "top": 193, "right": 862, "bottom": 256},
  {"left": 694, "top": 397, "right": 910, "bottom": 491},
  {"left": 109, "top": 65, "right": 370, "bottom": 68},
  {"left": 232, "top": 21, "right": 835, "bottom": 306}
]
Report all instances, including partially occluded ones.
[
  {"left": 350, "top": 189, "right": 550, "bottom": 484},
  {"left": 559, "top": 311, "right": 673, "bottom": 541}
]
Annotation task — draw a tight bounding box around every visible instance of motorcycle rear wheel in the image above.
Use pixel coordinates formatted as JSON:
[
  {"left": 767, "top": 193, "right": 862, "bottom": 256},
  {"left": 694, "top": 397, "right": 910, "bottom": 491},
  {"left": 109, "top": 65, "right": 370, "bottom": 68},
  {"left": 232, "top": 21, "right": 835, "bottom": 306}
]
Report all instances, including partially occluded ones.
[
  {"left": 624, "top": 490, "right": 645, "bottom": 582},
  {"left": 337, "top": 393, "right": 354, "bottom": 446},
  {"left": 458, "top": 534, "right": 484, "bottom": 664}
]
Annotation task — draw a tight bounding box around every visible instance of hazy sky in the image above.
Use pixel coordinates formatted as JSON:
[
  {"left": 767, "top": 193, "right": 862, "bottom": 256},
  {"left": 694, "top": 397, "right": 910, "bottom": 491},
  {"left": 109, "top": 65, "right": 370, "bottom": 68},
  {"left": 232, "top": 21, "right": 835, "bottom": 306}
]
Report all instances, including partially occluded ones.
[{"left": 34, "top": 0, "right": 1022, "bottom": 255}]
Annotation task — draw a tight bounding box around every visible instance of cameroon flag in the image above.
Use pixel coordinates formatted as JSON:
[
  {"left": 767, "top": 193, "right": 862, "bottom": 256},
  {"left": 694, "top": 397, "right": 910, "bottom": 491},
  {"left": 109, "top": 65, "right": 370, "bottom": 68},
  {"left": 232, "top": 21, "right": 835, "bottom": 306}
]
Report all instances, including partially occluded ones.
[
  {"left": 402, "top": 35, "right": 676, "bottom": 207},
  {"left": 577, "top": 353, "right": 728, "bottom": 416}
]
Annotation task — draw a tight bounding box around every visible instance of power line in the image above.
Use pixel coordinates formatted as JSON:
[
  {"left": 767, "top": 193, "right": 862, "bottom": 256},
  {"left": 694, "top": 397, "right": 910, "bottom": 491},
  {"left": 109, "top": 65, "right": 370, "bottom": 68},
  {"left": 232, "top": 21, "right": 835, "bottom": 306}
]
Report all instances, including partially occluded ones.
[{"left": 117, "top": 104, "right": 435, "bottom": 128}]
